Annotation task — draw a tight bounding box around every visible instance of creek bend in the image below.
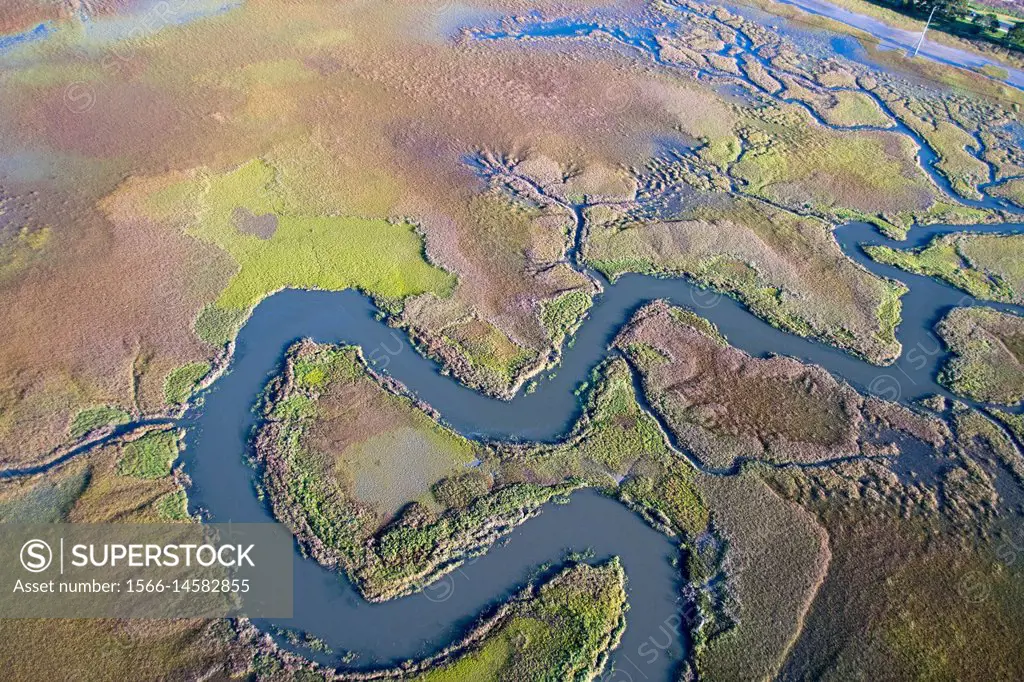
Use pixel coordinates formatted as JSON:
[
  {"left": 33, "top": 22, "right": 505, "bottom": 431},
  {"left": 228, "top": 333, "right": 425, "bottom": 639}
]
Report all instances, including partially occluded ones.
[
  {"left": 173, "top": 216, "right": 1022, "bottom": 676},
  {"left": 3, "top": 2, "right": 1024, "bottom": 678}
]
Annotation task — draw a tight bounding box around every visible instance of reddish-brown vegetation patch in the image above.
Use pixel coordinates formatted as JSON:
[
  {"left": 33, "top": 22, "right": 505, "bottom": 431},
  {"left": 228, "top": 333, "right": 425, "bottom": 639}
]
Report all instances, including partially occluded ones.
[{"left": 615, "top": 301, "right": 944, "bottom": 468}]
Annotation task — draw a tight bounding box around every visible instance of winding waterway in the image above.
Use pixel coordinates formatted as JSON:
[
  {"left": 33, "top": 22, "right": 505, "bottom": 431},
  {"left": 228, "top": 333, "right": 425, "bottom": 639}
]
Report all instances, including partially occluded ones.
[
  {"left": 163, "top": 214, "right": 1023, "bottom": 678},
  {"left": 4, "top": 4, "right": 1024, "bottom": 680},
  {"left": 1, "top": 218, "right": 1019, "bottom": 677}
]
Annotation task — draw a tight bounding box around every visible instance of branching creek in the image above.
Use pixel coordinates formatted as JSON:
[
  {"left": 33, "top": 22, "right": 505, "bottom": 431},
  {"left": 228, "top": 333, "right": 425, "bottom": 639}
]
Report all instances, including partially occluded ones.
[{"left": 4, "top": 4, "right": 1024, "bottom": 680}]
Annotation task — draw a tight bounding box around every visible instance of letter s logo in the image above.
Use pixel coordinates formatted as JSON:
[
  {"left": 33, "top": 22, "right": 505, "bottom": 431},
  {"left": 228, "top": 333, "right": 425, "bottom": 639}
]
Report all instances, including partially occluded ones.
[{"left": 20, "top": 539, "right": 52, "bottom": 573}]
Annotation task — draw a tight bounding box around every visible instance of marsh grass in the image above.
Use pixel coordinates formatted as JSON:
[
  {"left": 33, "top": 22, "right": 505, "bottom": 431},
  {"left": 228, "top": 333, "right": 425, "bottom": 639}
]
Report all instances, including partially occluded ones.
[
  {"left": 149, "top": 160, "right": 456, "bottom": 346},
  {"left": 0, "top": 466, "right": 89, "bottom": 523},
  {"left": 540, "top": 289, "right": 593, "bottom": 348},
  {"left": 156, "top": 489, "right": 191, "bottom": 521},
  {"left": 444, "top": 318, "right": 537, "bottom": 388},
  {"left": 991, "top": 178, "right": 1024, "bottom": 207},
  {"left": 163, "top": 362, "right": 211, "bottom": 405},
  {"left": 616, "top": 301, "right": 863, "bottom": 469},
  {"left": 69, "top": 405, "right": 131, "bottom": 439},
  {"left": 867, "top": 233, "right": 1024, "bottom": 304},
  {"left": 416, "top": 560, "right": 626, "bottom": 682},
  {"left": 117, "top": 430, "right": 180, "bottom": 479},
  {"left": 692, "top": 471, "right": 830, "bottom": 681},
  {"left": 937, "top": 307, "right": 1024, "bottom": 404},
  {"left": 732, "top": 112, "right": 937, "bottom": 214},
  {"left": 0, "top": 619, "right": 237, "bottom": 681}
]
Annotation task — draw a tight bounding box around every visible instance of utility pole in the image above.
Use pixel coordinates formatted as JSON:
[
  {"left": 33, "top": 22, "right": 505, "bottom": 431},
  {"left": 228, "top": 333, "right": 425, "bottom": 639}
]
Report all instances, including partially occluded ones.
[{"left": 911, "top": 4, "right": 939, "bottom": 57}]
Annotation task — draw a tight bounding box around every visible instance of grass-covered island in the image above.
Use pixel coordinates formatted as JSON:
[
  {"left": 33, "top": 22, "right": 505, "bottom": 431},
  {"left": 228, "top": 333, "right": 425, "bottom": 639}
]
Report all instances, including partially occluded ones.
[
  {"left": 867, "top": 233, "right": 1024, "bottom": 304},
  {"left": 937, "top": 307, "right": 1024, "bottom": 405}
]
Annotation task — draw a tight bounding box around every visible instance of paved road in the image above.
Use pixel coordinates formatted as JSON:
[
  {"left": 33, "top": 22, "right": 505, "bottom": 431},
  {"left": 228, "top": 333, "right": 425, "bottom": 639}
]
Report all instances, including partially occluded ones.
[{"left": 773, "top": 0, "right": 1024, "bottom": 89}]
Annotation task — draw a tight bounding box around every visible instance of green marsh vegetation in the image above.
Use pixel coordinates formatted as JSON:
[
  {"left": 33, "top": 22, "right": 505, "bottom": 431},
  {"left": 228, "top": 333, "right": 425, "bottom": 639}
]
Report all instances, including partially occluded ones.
[
  {"left": 68, "top": 405, "right": 131, "bottom": 439},
  {"left": 163, "top": 362, "right": 211, "bottom": 405},
  {"left": 500, "top": 355, "right": 709, "bottom": 536},
  {"left": 990, "top": 178, "right": 1024, "bottom": 207},
  {"left": 117, "top": 430, "right": 180, "bottom": 479},
  {"left": 194, "top": 304, "right": 250, "bottom": 347},
  {"left": 731, "top": 115, "right": 938, "bottom": 214},
  {"left": 990, "top": 408, "right": 1024, "bottom": 453},
  {"left": 442, "top": 317, "right": 538, "bottom": 391},
  {"left": 585, "top": 195, "right": 908, "bottom": 365},
  {"left": 414, "top": 560, "right": 626, "bottom": 682},
  {"left": 867, "top": 232, "right": 1024, "bottom": 303},
  {"left": 146, "top": 159, "right": 456, "bottom": 346},
  {"left": 885, "top": 99, "right": 994, "bottom": 199},
  {"left": 0, "top": 224, "right": 51, "bottom": 282},
  {"left": 937, "top": 307, "right": 1024, "bottom": 404},
  {"left": 255, "top": 341, "right": 578, "bottom": 600},
  {"left": 251, "top": 560, "right": 629, "bottom": 680},
  {"left": 540, "top": 289, "right": 594, "bottom": 349},
  {"left": 872, "top": 84, "right": 1024, "bottom": 204},
  {"left": 155, "top": 489, "right": 191, "bottom": 521},
  {"left": 778, "top": 77, "right": 894, "bottom": 127}
]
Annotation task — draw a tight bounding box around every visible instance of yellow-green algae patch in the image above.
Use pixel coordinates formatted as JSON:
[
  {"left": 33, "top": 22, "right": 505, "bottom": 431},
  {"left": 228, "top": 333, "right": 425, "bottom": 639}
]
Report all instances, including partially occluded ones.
[
  {"left": 0, "top": 224, "right": 52, "bottom": 281},
  {"left": 146, "top": 159, "right": 455, "bottom": 341}
]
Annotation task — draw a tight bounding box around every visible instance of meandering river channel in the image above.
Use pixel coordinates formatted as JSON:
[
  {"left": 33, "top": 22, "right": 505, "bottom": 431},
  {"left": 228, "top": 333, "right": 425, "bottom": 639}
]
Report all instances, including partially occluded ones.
[
  {"left": 160, "top": 211, "right": 1021, "bottom": 679},
  {"left": 3, "top": 4, "right": 1024, "bottom": 680}
]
